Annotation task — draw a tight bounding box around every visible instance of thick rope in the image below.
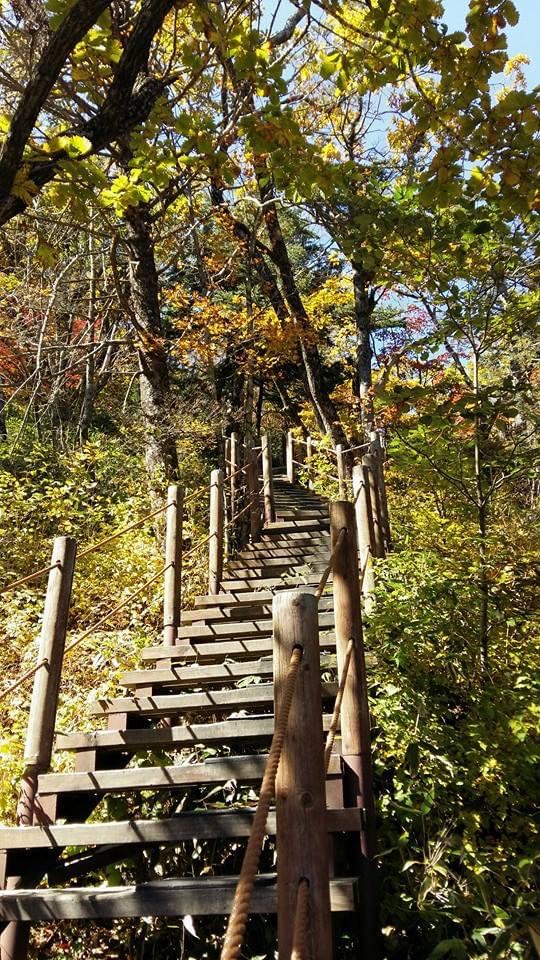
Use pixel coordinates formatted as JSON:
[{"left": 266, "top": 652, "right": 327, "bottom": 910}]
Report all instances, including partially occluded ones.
[
  {"left": 0, "top": 564, "right": 169, "bottom": 703},
  {"left": 225, "top": 461, "right": 249, "bottom": 481},
  {"left": 323, "top": 547, "right": 372, "bottom": 771},
  {"left": 314, "top": 527, "right": 346, "bottom": 599},
  {"left": 220, "top": 644, "right": 303, "bottom": 960},
  {"left": 223, "top": 499, "right": 252, "bottom": 530},
  {"left": 291, "top": 878, "right": 311, "bottom": 960},
  {"left": 63, "top": 563, "right": 168, "bottom": 656},
  {"left": 0, "top": 560, "right": 61, "bottom": 595},
  {"left": 324, "top": 637, "right": 354, "bottom": 773},
  {"left": 183, "top": 531, "right": 213, "bottom": 561},
  {"left": 78, "top": 502, "right": 170, "bottom": 558}
]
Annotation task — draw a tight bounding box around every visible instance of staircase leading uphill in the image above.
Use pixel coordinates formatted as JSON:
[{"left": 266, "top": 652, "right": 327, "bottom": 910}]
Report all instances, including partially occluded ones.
[{"left": 0, "top": 473, "right": 377, "bottom": 958}]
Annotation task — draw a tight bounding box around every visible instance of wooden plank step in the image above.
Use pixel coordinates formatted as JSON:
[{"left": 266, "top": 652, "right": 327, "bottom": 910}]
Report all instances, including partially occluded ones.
[
  {"left": 182, "top": 596, "right": 333, "bottom": 624},
  {"left": 272, "top": 510, "right": 328, "bottom": 519},
  {"left": 256, "top": 533, "right": 330, "bottom": 547},
  {"left": 56, "top": 715, "right": 336, "bottom": 753},
  {"left": 0, "top": 875, "right": 356, "bottom": 919},
  {"left": 262, "top": 519, "right": 329, "bottom": 533},
  {"left": 0, "top": 808, "right": 359, "bottom": 849},
  {"left": 38, "top": 754, "right": 342, "bottom": 796},
  {"left": 193, "top": 586, "right": 330, "bottom": 608},
  {"left": 227, "top": 563, "right": 328, "bottom": 580},
  {"left": 236, "top": 537, "right": 329, "bottom": 560},
  {"left": 89, "top": 681, "right": 338, "bottom": 717},
  {"left": 140, "top": 632, "right": 336, "bottom": 665},
  {"left": 120, "top": 653, "right": 337, "bottom": 690},
  {"left": 163, "top": 610, "right": 335, "bottom": 644},
  {"left": 226, "top": 554, "right": 328, "bottom": 571},
  {"left": 232, "top": 545, "right": 330, "bottom": 561},
  {"left": 219, "top": 575, "right": 331, "bottom": 592}
]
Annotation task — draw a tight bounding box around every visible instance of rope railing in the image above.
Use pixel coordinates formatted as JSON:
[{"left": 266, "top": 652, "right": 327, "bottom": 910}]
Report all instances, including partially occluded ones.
[
  {"left": 78, "top": 502, "right": 170, "bottom": 558},
  {"left": 0, "top": 560, "right": 61, "bottom": 596},
  {"left": 291, "top": 877, "right": 310, "bottom": 960},
  {"left": 0, "top": 484, "right": 211, "bottom": 597},
  {"left": 0, "top": 563, "right": 169, "bottom": 703},
  {"left": 324, "top": 637, "right": 354, "bottom": 772},
  {"left": 220, "top": 644, "right": 303, "bottom": 960},
  {"left": 314, "top": 527, "right": 346, "bottom": 599},
  {"left": 223, "top": 499, "right": 253, "bottom": 531}
]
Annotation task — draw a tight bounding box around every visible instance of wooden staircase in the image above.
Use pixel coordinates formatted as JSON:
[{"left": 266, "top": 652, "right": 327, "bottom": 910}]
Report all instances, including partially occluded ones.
[{"left": 0, "top": 477, "right": 368, "bottom": 952}]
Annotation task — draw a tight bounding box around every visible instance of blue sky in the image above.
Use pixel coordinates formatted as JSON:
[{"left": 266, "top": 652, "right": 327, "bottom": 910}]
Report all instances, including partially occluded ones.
[{"left": 443, "top": 0, "right": 539, "bottom": 87}]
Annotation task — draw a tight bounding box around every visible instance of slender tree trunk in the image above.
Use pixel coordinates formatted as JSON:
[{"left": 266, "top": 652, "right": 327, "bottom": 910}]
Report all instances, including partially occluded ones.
[
  {"left": 473, "top": 349, "right": 489, "bottom": 669},
  {"left": 352, "top": 260, "right": 376, "bottom": 434},
  {"left": 78, "top": 226, "right": 97, "bottom": 443},
  {"left": 124, "top": 205, "right": 178, "bottom": 494},
  {"left": 255, "top": 170, "right": 348, "bottom": 447}
]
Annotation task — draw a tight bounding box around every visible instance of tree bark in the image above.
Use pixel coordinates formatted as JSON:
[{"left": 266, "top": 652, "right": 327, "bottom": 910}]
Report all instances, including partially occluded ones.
[
  {"left": 352, "top": 261, "right": 376, "bottom": 433},
  {"left": 124, "top": 204, "right": 178, "bottom": 492},
  {"left": 255, "top": 170, "right": 348, "bottom": 446}
]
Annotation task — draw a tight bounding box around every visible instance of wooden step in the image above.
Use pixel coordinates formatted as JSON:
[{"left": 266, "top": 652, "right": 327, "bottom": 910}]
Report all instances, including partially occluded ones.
[
  {"left": 193, "top": 586, "right": 331, "bottom": 609},
  {"left": 263, "top": 519, "right": 329, "bottom": 532},
  {"left": 38, "top": 753, "right": 342, "bottom": 796},
  {"left": 248, "top": 534, "right": 330, "bottom": 549},
  {"left": 226, "top": 555, "right": 328, "bottom": 571},
  {"left": 182, "top": 596, "right": 333, "bottom": 624},
  {"left": 234, "top": 544, "right": 330, "bottom": 561},
  {"left": 56, "top": 715, "right": 337, "bottom": 753},
  {"left": 276, "top": 503, "right": 328, "bottom": 520},
  {"left": 0, "top": 875, "right": 357, "bottom": 920},
  {"left": 219, "top": 575, "right": 331, "bottom": 592},
  {"left": 0, "top": 808, "right": 359, "bottom": 850},
  {"left": 120, "top": 654, "right": 338, "bottom": 690},
  {"left": 89, "top": 681, "right": 338, "bottom": 717},
  {"left": 157, "top": 610, "right": 335, "bottom": 645},
  {"left": 140, "top": 632, "right": 336, "bottom": 665}
]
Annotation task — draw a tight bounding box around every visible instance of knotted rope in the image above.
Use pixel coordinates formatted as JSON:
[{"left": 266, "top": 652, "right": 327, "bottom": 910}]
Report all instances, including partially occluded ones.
[{"left": 220, "top": 643, "right": 303, "bottom": 960}]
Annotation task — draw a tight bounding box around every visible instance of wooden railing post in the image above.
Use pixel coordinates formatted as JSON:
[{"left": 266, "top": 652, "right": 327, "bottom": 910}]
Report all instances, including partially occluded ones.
[
  {"left": 163, "top": 484, "right": 183, "bottom": 644},
  {"left": 369, "top": 430, "right": 391, "bottom": 549},
  {"left": 286, "top": 430, "right": 295, "bottom": 484},
  {"left": 273, "top": 591, "right": 332, "bottom": 960},
  {"left": 229, "top": 431, "right": 238, "bottom": 520},
  {"left": 306, "top": 434, "right": 313, "bottom": 489},
  {"left": 330, "top": 502, "right": 377, "bottom": 958},
  {"left": 336, "top": 443, "right": 347, "bottom": 498},
  {"left": 352, "top": 465, "right": 375, "bottom": 609},
  {"left": 362, "top": 453, "right": 385, "bottom": 558},
  {"left": 1, "top": 536, "right": 77, "bottom": 960},
  {"left": 246, "top": 449, "right": 262, "bottom": 543},
  {"left": 261, "top": 432, "right": 276, "bottom": 524},
  {"left": 208, "top": 469, "right": 224, "bottom": 595}
]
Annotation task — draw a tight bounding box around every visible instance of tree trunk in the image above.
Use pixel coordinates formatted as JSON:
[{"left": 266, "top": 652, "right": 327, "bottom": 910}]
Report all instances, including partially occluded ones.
[
  {"left": 473, "top": 349, "right": 489, "bottom": 669},
  {"left": 124, "top": 204, "right": 178, "bottom": 494},
  {"left": 255, "top": 169, "right": 348, "bottom": 447},
  {"left": 352, "top": 261, "right": 376, "bottom": 433}
]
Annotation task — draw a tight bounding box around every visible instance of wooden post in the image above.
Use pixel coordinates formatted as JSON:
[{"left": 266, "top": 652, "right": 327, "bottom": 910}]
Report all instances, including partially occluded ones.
[
  {"left": 229, "top": 431, "right": 238, "bottom": 520},
  {"left": 306, "top": 434, "right": 313, "bottom": 489},
  {"left": 1, "top": 536, "right": 77, "bottom": 960},
  {"left": 261, "top": 432, "right": 276, "bottom": 524},
  {"left": 352, "top": 465, "right": 375, "bottom": 609},
  {"left": 362, "top": 453, "right": 385, "bottom": 559},
  {"left": 163, "top": 484, "right": 183, "bottom": 644},
  {"left": 286, "top": 430, "right": 295, "bottom": 484},
  {"left": 273, "top": 591, "right": 332, "bottom": 960},
  {"left": 369, "top": 430, "right": 391, "bottom": 549},
  {"left": 246, "top": 449, "right": 262, "bottom": 543},
  {"left": 208, "top": 469, "right": 224, "bottom": 595},
  {"left": 330, "top": 502, "right": 377, "bottom": 957},
  {"left": 336, "top": 443, "right": 347, "bottom": 499}
]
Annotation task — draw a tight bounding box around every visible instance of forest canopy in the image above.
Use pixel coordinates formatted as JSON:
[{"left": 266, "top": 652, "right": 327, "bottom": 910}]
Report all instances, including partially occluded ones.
[{"left": 0, "top": 0, "right": 538, "bottom": 957}]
